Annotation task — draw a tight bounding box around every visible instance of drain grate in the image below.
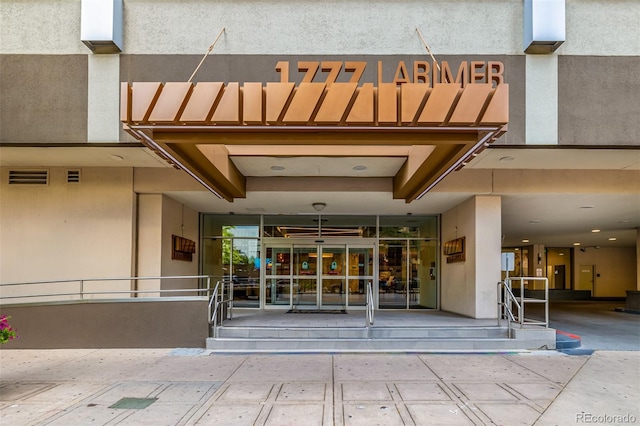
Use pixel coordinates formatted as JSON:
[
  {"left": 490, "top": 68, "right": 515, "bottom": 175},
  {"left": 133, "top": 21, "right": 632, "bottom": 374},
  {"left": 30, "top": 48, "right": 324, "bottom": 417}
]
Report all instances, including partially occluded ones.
[{"left": 109, "top": 397, "right": 158, "bottom": 410}]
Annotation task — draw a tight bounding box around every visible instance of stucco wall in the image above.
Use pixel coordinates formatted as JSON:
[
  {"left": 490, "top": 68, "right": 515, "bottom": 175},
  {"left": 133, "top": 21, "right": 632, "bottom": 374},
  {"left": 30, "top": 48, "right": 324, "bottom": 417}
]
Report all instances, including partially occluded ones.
[
  {"left": 2, "top": 1, "right": 638, "bottom": 146},
  {"left": 0, "top": 55, "right": 88, "bottom": 144},
  {"left": 559, "top": 56, "right": 640, "bottom": 146},
  {"left": 160, "top": 195, "right": 199, "bottom": 292},
  {"left": 136, "top": 194, "right": 199, "bottom": 295},
  {"left": 574, "top": 247, "right": 637, "bottom": 298},
  {"left": 0, "top": 299, "right": 208, "bottom": 349},
  {"left": 136, "top": 193, "right": 163, "bottom": 294},
  {"left": 3, "top": 1, "right": 638, "bottom": 56},
  {"left": 0, "top": 168, "right": 136, "bottom": 292}
]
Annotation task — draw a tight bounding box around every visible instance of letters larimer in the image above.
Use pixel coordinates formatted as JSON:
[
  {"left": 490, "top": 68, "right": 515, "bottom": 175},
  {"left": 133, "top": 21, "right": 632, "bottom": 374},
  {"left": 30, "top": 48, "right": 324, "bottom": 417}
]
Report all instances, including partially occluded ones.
[{"left": 276, "top": 60, "right": 504, "bottom": 87}]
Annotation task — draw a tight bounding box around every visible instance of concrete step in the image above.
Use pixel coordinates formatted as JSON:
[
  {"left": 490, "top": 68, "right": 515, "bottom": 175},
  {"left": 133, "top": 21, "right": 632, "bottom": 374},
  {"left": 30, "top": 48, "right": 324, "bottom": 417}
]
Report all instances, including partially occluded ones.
[
  {"left": 216, "top": 326, "right": 508, "bottom": 339},
  {"left": 204, "top": 325, "right": 560, "bottom": 352},
  {"left": 205, "top": 336, "right": 551, "bottom": 352}
]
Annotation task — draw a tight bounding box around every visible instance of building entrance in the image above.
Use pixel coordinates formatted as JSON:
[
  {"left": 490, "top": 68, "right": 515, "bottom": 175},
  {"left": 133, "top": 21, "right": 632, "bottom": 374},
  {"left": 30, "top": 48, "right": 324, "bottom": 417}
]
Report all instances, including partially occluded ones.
[{"left": 264, "top": 240, "right": 375, "bottom": 310}]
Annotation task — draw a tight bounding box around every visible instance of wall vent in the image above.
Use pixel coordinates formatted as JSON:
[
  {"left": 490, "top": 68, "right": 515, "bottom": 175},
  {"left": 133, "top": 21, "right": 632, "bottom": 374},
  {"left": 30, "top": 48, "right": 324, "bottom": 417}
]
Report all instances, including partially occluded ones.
[
  {"left": 8, "top": 170, "right": 49, "bottom": 185},
  {"left": 67, "top": 170, "right": 81, "bottom": 183}
]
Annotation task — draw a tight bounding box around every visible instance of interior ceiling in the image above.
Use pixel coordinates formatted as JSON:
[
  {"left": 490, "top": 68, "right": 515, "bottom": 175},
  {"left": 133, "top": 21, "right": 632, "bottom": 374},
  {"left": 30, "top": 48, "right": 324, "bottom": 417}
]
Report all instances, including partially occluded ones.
[{"left": 1, "top": 145, "right": 638, "bottom": 248}]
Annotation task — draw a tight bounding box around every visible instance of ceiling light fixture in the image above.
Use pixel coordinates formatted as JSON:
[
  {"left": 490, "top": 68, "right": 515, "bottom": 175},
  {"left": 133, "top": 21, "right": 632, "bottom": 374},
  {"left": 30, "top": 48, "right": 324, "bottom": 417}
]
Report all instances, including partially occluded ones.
[
  {"left": 580, "top": 205, "right": 594, "bottom": 209},
  {"left": 522, "top": 239, "right": 529, "bottom": 243},
  {"left": 270, "top": 165, "right": 285, "bottom": 171},
  {"left": 499, "top": 156, "right": 514, "bottom": 162},
  {"left": 312, "top": 202, "right": 326, "bottom": 212},
  {"left": 353, "top": 165, "right": 367, "bottom": 171},
  {"left": 573, "top": 242, "right": 581, "bottom": 246},
  {"left": 110, "top": 154, "right": 124, "bottom": 161},
  {"left": 591, "top": 229, "right": 600, "bottom": 233},
  {"left": 608, "top": 237, "right": 617, "bottom": 241}
]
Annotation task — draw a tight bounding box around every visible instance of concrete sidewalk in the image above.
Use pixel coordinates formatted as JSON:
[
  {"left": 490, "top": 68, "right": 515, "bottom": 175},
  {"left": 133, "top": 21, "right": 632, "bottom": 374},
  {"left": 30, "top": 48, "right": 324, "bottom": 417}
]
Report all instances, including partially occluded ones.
[{"left": 1, "top": 349, "right": 638, "bottom": 425}]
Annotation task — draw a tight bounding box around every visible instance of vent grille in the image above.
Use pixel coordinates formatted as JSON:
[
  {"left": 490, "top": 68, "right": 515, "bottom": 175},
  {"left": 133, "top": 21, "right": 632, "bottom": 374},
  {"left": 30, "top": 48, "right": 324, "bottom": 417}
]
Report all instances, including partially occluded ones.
[
  {"left": 67, "top": 170, "right": 81, "bottom": 183},
  {"left": 8, "top": 170, "right": 49, "bottom": 185}
]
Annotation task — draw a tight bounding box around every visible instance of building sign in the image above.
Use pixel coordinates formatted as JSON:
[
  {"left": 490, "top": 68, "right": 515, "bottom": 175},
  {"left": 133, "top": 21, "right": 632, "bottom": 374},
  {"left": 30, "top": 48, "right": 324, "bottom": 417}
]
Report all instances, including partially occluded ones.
[
  {"left": 172, "top": 235, "right": 196, "bottom": 262},
  {"left": 444, "top": 237, "right": 465, "bottom": 263},
  {"left": 274, "top": 60, "right": 504, "bottom": 87}
]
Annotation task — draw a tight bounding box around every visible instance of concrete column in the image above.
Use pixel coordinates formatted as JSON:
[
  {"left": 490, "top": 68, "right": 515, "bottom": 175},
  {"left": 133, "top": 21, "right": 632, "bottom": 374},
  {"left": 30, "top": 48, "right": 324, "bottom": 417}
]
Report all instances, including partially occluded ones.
[
  {"left": 87, "top": 54, "right": 121, "bottom": 142},
  {"left": 137, "top": 194, "right": 163, "bottom": 295},
  {"left": 637, "top": 228, "right": 640, "bottom": 291},
  {"left": 441, "top": 195, "right": 501, "bottom": 319},
  {"left": 525, "top": 55, "right": 558, "bottom": 144}
]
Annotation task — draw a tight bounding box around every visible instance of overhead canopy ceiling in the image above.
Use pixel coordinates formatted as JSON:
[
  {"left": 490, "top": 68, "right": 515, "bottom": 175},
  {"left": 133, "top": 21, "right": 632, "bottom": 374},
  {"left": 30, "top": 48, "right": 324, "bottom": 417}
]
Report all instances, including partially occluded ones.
[{"left": 121, "top": 80, "right": 509, "bottom": 202}]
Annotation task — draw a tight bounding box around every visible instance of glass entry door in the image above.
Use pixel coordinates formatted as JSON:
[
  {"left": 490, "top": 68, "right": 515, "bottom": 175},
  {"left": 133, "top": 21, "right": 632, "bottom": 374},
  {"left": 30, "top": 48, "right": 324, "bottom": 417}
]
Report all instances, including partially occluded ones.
[
  {"left": 264, "top": 241, "right": 373, "bottom": 310},
  {"left": 293, "top": 245, "right": 346, "bottom": 309}
]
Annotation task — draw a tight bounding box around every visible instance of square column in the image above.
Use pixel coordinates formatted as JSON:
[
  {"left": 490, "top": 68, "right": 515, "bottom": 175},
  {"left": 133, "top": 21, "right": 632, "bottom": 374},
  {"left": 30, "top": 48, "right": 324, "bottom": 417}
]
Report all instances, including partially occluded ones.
[{"left": 441, "top": 195, "right": 502, "bottom": 319}]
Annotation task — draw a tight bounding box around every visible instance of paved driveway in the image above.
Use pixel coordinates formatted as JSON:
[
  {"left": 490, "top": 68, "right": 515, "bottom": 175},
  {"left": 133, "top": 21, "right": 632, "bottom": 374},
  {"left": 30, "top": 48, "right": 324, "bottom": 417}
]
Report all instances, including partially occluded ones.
[{"left": 527, "top": 300, "right": 640, "bottom": 350}]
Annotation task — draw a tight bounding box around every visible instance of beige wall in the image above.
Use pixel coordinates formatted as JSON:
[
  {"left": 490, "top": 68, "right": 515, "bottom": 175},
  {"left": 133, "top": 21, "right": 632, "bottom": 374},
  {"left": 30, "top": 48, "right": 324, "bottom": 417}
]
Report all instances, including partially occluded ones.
[
  {"left": 160, "top": 195, "right": 199, "bottom": 292},
  {"left": 0, "top": 167, "right": 136, "bottom": 298},
  {"left": 441, "top": 195, "right": 501, "bottom": 319},
  {"left": 574, "top": 247, "right": 637, "bottom": 298},
  {"left": 0, "top": 299, "right": 209, "bottom": 349},
  {"left": 136, "top": 194, "right": 199, "bottom": 295},
  {"left": 136, "top": 193, "right": 163, "bottom": 294},
  {"left": 3, "top": 1, "right": 638, "bottom": 56},
  {"left": 637, "top": 228, "right": 640, "bottom": 291},
  {"left": 0, "top": 168, "right": 200, "bottom": 301}
]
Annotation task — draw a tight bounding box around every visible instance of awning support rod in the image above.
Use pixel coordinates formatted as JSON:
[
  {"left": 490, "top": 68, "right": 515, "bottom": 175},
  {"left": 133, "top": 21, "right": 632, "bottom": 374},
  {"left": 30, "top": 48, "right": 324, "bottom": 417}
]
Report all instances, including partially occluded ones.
[{"left": 187, "top": 27, "right": 226, "bottom": 83}]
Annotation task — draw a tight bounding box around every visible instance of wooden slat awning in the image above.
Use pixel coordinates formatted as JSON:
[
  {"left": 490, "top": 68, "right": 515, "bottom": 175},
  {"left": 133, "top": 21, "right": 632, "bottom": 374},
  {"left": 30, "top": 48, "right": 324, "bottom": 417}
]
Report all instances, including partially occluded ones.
[{"left": 122, "top": 81, "right": 508, "bottom": 202}]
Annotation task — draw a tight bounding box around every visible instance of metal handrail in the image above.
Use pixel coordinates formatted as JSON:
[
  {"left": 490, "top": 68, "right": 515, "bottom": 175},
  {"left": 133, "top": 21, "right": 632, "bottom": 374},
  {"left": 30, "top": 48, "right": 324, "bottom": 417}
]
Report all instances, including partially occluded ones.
[
  {"left": 0, "top": 275, "right": 215, "bottom": 302},
  {"left": 497, "top": 277, "right": 549, "bottom": 330},
  {"left": 497, "top": 280, "right": 520, "bottom": 335},
  {"left": 365, "top": 281, "right": 374, "bottom": 334},
  {"left": 509, "top": 276, "right": 549, "bottom": 328},
  {"left": 208, "top": 280, "right": 234, "bottom": 338}
]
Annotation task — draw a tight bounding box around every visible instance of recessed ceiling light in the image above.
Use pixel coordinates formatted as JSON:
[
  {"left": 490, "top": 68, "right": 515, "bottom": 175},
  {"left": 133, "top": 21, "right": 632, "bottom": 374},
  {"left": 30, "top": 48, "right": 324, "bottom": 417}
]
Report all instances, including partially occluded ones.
[
  {"left": 353, "top": 165, "right": 367, "bottom": 171},
  {"left": 619, "top": 220, "right": 630, "bottom": 224},
  {"left": 608, "top": 237, "right": 617, "bottom": 241},
  {"left": 559, "top": 253, "right": 564, "bottom": 256},
  {"left": 514, "top": 248, "right": 519, "bottom": 251},
  {"left": 522, "top": 239, "right": 529, "bottom": 243},
  {"left": 591, "top": 229, "right": 600, "bottom": 233},
  {"left": 270, "top": 165, "right": 285, "bottom": 171},
  {"left": 580, "top": 205, "right": 594, "bottom": 209},
  {"left": 573, "top": 242, "right": 581, "bottom": 246},
  {"left": 110, "top": 154, "right": 124, "bottom": 161},
  {"left": 529, "top": 220, "right": 540, "bottom": 224},
  {"left": 499, "top": 156, "right": 514, "bottom": 162}
]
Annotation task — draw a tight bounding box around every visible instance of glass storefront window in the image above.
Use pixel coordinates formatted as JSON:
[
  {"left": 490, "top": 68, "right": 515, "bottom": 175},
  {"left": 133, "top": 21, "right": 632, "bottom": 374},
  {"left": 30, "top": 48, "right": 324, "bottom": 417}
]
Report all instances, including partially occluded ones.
[
  {"left": 379, "top": 239, "right": 438, "bottom": 309},
  {"left": 379, "top": 216, "right": 437, "bottom": 239},
  {"left": 202, "top": 214, "right": 260, "bottom": 237},
  {"left": 202, "top": 213, "right": 439, "bottom": 310},
  {"left": 263, "top": 215, "right": 376, "bottom": 238},
  {"left": 264, "top": 215, "right": 320, "bottom": 238},
  {"left": 319, "top": 215, "right": 376, "bottom": 238}
]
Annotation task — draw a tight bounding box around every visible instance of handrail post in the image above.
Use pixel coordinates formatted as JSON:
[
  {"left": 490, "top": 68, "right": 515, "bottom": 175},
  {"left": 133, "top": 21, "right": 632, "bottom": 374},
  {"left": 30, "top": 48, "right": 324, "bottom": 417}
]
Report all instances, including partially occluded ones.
[
  {"left": 544, "top": 277, "right": 549, "bottom": 328},
  {"left": 229, "top": 281, "right": 234, "bottom": 320},
  {"left": 520, "top": 278, "right": 525, "bottom": 327},
  {"left": 497, "top": 281, "right": 502, "bottom": 327},
  {"left": 365, "top": 281, "right": 374, "bottom": 338}
]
